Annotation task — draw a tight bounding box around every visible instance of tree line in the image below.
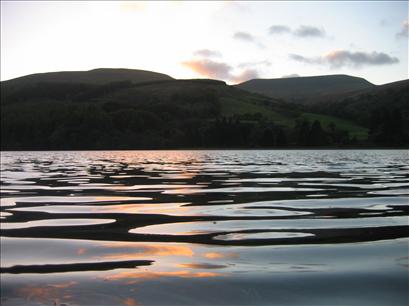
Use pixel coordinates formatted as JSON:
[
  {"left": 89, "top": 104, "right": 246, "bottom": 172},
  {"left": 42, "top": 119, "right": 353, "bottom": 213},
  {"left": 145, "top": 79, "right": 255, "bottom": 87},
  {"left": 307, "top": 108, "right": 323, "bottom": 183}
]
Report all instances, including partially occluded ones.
[
  {"left": 1, "top": 101, "right": 359, "bottom": 150},
  {"left": 1, "top": 79, "right": 406, "bottom": 149}
]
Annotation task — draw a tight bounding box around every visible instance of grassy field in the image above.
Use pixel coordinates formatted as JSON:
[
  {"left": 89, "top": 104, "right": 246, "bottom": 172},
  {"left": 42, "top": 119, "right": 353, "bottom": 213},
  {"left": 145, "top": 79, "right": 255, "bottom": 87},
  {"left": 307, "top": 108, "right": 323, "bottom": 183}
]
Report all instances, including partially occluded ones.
[
  {"left": 221, "top": 96, "right": 368, "bottom": 141},
  {"left": 302, "top": 112, "right": 368, "bottom": 140}
]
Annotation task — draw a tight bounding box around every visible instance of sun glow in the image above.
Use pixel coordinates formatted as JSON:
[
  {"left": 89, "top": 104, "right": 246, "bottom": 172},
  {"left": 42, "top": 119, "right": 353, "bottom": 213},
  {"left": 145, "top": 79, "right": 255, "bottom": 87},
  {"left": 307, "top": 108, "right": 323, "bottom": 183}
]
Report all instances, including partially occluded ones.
[{"left": 1, "top": 1, "right": 407, "bottom": 84}]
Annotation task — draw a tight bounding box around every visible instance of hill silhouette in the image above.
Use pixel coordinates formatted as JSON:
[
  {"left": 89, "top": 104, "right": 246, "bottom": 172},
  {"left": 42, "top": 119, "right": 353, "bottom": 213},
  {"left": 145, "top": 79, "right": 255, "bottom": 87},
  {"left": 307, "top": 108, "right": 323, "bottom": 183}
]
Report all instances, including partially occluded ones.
[
  {"left": 236, "top": 74, "right": 375, "bottom": 105},
  {"left": 2, "top": 68, "right": 173, "bottom": 86},
  {"left": 1, "top": 68, "right": 173, "bottom": 102},
  {"left": 310, "top": 79, "right": 409, "bottom": 146},
  {"left": 1, "top": 68, "right": 406, "bottom": 149},
  {"left": 311, "top": 79, "right": 408, "bottom": 121}
]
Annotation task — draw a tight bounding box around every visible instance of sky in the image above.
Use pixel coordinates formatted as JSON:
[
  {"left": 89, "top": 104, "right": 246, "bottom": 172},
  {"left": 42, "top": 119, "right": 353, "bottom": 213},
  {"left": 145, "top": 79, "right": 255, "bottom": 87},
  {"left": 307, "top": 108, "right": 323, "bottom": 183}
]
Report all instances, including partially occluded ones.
[{"left": 1, "top": 1, "right": 408, "bottom": 85}]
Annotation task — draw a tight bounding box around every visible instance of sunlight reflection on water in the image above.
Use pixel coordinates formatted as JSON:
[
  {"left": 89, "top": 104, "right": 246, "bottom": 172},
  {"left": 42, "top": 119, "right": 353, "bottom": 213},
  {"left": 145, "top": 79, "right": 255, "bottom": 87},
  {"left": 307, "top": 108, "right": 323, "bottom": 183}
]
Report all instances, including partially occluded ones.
[{"left": 1, "top": 150, "right": 408, "bottom": 306}]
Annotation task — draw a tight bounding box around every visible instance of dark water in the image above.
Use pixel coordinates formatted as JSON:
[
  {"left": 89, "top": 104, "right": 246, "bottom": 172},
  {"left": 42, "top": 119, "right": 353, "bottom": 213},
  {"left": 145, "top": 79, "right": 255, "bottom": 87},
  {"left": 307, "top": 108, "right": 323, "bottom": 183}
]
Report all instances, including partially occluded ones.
[{"left": 1, "top": 150, "right": 408, "bottom": 306}]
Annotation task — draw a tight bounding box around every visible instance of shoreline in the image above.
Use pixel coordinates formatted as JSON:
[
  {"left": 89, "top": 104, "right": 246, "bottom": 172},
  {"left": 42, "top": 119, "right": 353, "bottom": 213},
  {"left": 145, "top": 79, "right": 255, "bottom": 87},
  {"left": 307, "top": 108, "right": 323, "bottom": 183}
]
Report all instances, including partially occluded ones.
[{"left": 1, "top": 146, "right": 408, "bottom": 152}]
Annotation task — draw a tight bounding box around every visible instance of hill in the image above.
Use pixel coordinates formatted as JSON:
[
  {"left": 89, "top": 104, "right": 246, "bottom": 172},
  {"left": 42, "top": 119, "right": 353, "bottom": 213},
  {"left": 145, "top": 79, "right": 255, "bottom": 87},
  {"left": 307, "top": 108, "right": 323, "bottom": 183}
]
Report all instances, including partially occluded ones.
[
  {"left": 236, "top": 74, "right": 408, "bottom": 146},
  {"left": 0, "top": 69, "right": 380, "bottom": 150},
  {"left": 1, "top": 68, "right": 173, "bottom": 103},
  {"left": 310, "top": 79, "right": 409, "bottom": 145},
  {"left": 2, "top": 68, "right": 173, "bottom": 86},
  {"left": 236, "top": 74, "right": 375, "bottom": 105},
  {"left": 311, "top": 79, "right": 408, "bottom": 122}
]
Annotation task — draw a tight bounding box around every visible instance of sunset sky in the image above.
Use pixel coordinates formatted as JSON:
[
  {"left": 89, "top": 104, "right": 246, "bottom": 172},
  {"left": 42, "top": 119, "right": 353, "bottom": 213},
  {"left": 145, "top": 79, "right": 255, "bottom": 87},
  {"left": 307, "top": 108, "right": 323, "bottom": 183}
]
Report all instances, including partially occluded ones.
[{"left": 1, "top": 1, "right": 408, "bottom": 84}]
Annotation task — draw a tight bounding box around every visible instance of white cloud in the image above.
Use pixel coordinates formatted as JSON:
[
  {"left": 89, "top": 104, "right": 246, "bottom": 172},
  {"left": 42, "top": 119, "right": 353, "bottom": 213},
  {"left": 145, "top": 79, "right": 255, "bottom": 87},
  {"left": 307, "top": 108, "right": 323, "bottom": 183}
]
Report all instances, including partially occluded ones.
[
  {"left": 396, "top": 20, "right": 409, "bottom": 38},
  {"left": 268, "top": 25, "right": 291, "bottom": 34},
  {"left": 289, "top": 50, "right": 399, "bottom": 68},
  {"left": 182, "top": 59, "right": 259, "bottom": 83},
  {"left": 233, "top": 31, "right": 255, "bottom": 42},
  {"left": 293, "top": 25, "right": 326, "bottom": 38},
  {"left": 193, "top": 49, "right": 222, "bottom": 58}
]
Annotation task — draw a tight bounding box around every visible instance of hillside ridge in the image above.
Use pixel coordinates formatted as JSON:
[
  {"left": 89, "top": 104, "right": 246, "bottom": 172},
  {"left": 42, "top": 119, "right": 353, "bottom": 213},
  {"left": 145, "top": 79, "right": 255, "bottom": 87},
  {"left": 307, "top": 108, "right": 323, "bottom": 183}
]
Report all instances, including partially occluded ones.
[
  {"left": 236, "top": 74, "right": 375, "bottom": 104},
  {"left": 2, "top": 68, "right": 174, "bottom": 86}
]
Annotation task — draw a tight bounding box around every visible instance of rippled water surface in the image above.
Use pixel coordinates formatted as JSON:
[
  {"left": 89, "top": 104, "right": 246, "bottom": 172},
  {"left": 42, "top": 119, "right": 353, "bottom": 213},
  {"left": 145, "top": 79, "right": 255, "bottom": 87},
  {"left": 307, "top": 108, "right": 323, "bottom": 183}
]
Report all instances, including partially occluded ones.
[{"left": 1, "top": 150, "right": 408, "bottom": 306}]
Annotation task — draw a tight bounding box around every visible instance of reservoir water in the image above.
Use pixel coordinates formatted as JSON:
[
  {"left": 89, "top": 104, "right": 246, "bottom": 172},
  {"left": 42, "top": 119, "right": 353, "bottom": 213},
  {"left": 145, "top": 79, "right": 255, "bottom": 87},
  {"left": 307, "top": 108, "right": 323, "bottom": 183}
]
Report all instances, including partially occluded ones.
[{"left": 1, "top": 150, "right": 408, "bottom": 305}]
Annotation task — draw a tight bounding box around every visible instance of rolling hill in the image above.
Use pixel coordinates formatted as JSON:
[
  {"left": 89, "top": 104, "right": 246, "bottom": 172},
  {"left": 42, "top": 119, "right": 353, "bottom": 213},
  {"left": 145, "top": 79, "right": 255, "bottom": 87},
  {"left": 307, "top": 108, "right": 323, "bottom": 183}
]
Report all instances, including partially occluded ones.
[
  {"left": 309, "top": 79, "right": 409, "bottom": 145},
  {"left": 236, "top": 74, "right": 408, "bottom": 146},
  {"left": 1, "top": 68, "right": 174, "bottom": 103},
  {"left": 236, "top": 74, "right": 375, "bottom": 105},
  {"left": 310, "top": 79, "right": 409, "bottom": 123},
  {"left": 2, "top": 68, "right": 173, "bottom": 86},
  {"left": 0, "top": 74, "right": 305, "bottom": 149},
  {"left": 2, "top": 68, "right": 404, "bottom": 149}
]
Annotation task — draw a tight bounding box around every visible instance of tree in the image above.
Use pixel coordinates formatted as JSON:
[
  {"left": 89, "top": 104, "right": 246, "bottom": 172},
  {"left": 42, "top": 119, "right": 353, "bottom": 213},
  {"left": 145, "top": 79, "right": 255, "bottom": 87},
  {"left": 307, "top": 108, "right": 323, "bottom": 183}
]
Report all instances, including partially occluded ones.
[{"left": 308, "top": 120, "right": 327, "bottom": 146}]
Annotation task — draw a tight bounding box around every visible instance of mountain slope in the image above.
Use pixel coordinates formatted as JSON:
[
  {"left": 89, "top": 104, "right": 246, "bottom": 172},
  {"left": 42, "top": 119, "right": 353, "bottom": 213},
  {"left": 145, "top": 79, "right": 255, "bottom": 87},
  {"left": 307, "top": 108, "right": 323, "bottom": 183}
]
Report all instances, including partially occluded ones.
[
  {"left": 0, "top": 77, "right": 300, "bottom": 149},
  {"left": 0, "top": 69, "right": 379, "bottom": 149},
  {"left": 1, "top": 68, "right": 174, "bottom": 103},
  {"left": 311, "top": 79, "right": 409, "bottom": 125},
  {"left": 236, "top": 74, "right": 375, "bottom": 104},
  {"left": 2, "top": 68, "right": 173, "bottom": 86},
  {"left": 311, "top": 79, "right": 409, "bottom": 146}
]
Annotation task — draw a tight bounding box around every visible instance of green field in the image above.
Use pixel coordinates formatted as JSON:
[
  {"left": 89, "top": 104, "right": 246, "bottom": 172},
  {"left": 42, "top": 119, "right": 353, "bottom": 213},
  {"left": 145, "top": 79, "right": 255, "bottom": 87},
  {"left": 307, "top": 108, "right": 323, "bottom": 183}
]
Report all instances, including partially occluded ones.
[
  {"left": 221, "top": 97, "right": 295, "bottom": 124},
  {"left": 302, "top": 113, "right": 368, "bottom": 140}
]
